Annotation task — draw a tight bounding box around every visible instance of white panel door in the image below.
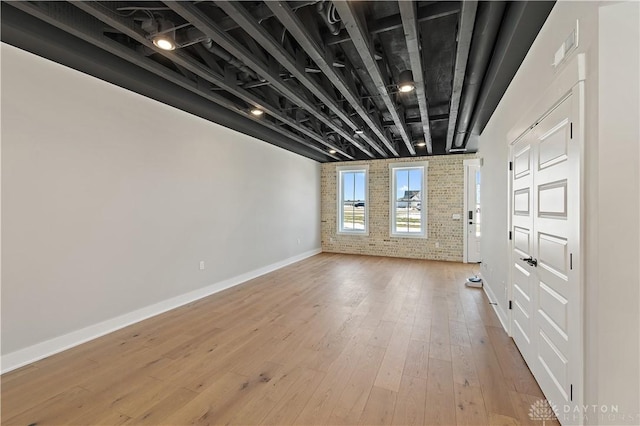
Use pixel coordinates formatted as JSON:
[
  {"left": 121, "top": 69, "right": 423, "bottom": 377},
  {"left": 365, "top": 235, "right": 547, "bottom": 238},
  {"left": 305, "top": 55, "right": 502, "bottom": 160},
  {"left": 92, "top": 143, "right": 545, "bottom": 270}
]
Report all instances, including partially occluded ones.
[
  {"left": 511, "top": 134, "right": 535, "bottom": 362},
  {"left": 531, "top": 94, "right": 578, "bottom": 414},
  {"left": 510, "top": 88, "right": 581, "bottom": 423}
]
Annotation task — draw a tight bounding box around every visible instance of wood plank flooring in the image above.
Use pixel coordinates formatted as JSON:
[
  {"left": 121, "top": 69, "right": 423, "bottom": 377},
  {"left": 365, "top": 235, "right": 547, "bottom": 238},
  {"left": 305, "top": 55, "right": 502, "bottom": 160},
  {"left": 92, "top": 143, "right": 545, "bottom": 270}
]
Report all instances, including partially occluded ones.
[{"left": 1, "top": 253, "right": 558, "bottom": 425}]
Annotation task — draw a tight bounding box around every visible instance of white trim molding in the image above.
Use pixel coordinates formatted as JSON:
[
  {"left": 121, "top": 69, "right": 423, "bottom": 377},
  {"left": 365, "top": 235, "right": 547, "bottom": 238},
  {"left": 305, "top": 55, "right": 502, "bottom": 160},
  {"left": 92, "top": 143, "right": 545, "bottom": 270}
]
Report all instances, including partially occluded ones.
[
  {"left": 389, "top": 161, "right": 429, "bottom": 238},
  {"left": 0, "top": 248, "right": 321, "bottom": 374},
  {"left": 336, "top": 164, "right": 370, "bottom": 236}
]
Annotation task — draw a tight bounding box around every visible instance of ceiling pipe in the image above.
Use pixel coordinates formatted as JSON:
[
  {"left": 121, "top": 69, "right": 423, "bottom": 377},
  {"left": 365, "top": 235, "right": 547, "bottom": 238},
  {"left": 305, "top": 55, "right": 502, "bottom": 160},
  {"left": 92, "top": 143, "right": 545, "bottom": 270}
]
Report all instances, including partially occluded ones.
[
  {"left": 452, "top": 1, "right": 506, "bottom": 148},
  {"left": 316, "top": 1, "right": 341, "bottom": 36},
  {"left": 444, "top": 1, "right": 477, "bottom": 153},
  {"left": 200, "top": 37, "right": 258, "bottom": 79},
  {"left": 465, "top": 1, "right": 556, "bottom": 144}
]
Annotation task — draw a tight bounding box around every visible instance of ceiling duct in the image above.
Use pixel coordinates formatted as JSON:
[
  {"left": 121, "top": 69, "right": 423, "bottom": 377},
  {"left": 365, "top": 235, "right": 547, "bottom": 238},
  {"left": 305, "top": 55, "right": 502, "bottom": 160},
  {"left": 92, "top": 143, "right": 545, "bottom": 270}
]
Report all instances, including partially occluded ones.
[
  {"left": 452, "top": 1, "right": 506, "bottom": 148},
  {"left": 317, "top": 1, "right": 341, "bottom": 36}
]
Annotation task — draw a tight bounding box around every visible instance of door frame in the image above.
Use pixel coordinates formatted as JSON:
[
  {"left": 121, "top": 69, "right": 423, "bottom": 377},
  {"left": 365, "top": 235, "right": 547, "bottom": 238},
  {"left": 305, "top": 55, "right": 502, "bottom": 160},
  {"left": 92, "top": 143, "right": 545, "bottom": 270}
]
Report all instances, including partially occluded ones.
[
  {"left": 506, "top": 53, "right": 585, "bottom": 420},
  {"left": 463, "top": 158, "right": 482, "bottom": 263}
]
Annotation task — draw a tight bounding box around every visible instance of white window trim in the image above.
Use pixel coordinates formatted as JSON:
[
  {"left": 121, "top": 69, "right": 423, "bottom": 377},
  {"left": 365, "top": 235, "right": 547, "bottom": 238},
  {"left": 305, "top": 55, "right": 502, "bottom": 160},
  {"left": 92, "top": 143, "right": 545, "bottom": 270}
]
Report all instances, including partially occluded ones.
[
  {"left": 389, "top": 161, "right": 428, "bottom": 238},
  {"left": 337, "top": 165, "right": 369, "bottom": 236}
]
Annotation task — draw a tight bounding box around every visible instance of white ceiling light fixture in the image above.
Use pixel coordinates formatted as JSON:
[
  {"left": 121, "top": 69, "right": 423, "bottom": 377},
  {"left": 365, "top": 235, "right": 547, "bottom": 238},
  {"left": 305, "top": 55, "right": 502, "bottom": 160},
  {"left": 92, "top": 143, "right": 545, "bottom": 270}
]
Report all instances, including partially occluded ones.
[
  {"left": 415, "top": 141, "right": 427, "bottom": 147},
  {"left": 149, "top": 18, "right": 177, "bottom": 51},
  {"left": 329, "top": 149, "right": 337, "bottom": 154},
  {"left": 153, "top": 35, "right": 176, "bottom": 51},
  {"left": 250, "top": 108, "right": 264, "bottom": 116},
  {"left": 354, "top": 129, "right": 364, "bottom": 135},
  {"left": 398, "top": 69, "right": 415, "bottom": 93}
]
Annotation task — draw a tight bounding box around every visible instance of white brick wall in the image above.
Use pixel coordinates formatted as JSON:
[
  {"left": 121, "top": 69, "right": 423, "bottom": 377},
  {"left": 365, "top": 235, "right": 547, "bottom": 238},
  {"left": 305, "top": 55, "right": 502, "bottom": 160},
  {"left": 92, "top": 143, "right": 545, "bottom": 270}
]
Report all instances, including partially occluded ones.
[{"left": 321, "top": 154, "right": 476, "bottom": 261}]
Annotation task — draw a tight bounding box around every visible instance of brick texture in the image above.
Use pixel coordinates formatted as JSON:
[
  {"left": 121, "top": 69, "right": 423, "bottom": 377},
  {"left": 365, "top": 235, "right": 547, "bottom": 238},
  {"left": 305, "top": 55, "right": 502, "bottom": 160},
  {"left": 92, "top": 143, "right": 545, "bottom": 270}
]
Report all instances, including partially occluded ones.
[{"left": 321, "top": 154, "right": 477, "bottom": 261}]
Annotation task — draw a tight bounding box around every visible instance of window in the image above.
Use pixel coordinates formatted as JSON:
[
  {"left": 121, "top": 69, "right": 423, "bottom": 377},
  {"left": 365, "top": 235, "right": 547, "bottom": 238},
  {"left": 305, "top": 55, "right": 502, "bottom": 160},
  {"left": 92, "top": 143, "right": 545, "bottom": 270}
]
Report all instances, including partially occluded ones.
[
  {"left": 337, "top": 165, "right": 368, "bottom": 234},
  {"left": 390, "top": 161, "right": 428, "bottom": 237}
]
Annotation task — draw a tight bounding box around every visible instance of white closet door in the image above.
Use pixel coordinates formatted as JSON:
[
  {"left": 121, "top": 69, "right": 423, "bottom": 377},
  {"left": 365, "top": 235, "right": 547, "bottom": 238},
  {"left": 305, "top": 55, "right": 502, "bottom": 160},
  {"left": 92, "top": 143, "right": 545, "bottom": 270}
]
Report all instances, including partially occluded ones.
[{"left": 510, "top": 88, "right": 582, "bottom": 423}]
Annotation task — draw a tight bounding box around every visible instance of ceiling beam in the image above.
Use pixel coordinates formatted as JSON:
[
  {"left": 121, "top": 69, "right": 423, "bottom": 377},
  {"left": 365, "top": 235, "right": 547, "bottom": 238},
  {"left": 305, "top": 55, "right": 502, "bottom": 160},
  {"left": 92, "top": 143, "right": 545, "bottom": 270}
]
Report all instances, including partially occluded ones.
[
  {"left": 399, "top": 1, "right": 433, "bottom": 155},
  {"left": 333, "top": 1, "right": 415, "bottom": 155},
  {"left": 165, "top": 1, "right": 374, "bottom": 159},
  {"left": 383, "top": 114, "right": 448, "bottom": 126},
  {"left": 211, "top": 1, "right": 388, "bottom": 158},
  {"left": 327, "top": 2, "right": 460, "bottom": 46},
  {"left": 7, "top": 1, "right": 340, "bottom": 161},
  {"left": 265, "top": 0, "right": 400, "bottom": 157},
  {"left": 69, "top": 1, "right": 350, "bottom": 160},
  {"left": 214, "top": 1, "right": 316, "bottom": 32},
  {"left": 445, "top": 1, "right": 477, "bottom": 152}
]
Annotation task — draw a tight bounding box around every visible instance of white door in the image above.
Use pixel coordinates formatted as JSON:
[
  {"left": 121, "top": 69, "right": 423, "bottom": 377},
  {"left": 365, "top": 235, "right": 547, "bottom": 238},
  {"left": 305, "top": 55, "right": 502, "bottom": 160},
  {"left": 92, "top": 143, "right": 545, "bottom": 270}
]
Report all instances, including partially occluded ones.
[
  {"left": 511, "top": 134, "right": 535, "bottom": 362},
  {"left": 510, "top": 88, "right": 582, "bottom": 422},
  {"left": 464, "top": 161, "right": 482, "bottom": 263}
]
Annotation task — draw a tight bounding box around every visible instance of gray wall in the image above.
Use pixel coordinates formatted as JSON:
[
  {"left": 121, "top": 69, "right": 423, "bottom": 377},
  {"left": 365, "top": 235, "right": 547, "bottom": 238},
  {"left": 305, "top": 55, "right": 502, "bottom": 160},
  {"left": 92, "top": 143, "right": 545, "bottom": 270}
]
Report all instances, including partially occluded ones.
[
  {"left": 479, "top": 1, "right": 639, "bottom": 422},
  {"left": 1, "top": 44, "right": 321, "bottom": 365}
]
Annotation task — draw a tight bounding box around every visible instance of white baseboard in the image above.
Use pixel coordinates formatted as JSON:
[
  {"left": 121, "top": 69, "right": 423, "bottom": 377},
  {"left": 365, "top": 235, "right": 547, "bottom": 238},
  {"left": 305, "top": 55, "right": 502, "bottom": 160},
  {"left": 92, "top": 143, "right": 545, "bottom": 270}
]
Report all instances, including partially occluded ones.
[
  {"left": 481, "top": 276, "right": 510, "bottom": 334},
  {"left": 1, "top": 248, "right": 322, "bottom": 374}
]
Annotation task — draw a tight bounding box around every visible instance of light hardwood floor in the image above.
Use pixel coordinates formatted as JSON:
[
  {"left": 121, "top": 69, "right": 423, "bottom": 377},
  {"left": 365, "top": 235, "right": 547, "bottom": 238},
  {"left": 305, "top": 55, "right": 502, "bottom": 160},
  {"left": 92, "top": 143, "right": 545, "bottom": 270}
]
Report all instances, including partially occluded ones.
[{"left": 1, "top": 253, "right": 557, "bottom": 425}]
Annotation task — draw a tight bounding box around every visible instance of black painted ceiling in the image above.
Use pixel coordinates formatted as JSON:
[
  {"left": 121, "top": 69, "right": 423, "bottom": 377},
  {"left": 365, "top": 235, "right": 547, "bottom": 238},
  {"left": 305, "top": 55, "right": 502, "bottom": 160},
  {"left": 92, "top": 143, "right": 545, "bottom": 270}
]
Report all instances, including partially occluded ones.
[{"left": 1, "top": 1, "right": 554, "bottom": 162}]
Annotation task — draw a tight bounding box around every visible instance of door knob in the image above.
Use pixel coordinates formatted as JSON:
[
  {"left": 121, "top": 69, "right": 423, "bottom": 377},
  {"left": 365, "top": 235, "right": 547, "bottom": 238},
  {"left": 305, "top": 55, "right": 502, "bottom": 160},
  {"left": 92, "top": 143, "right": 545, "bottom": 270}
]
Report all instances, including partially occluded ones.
[{"left": 520, "top": 257, "right": 538, "bottom": 267}]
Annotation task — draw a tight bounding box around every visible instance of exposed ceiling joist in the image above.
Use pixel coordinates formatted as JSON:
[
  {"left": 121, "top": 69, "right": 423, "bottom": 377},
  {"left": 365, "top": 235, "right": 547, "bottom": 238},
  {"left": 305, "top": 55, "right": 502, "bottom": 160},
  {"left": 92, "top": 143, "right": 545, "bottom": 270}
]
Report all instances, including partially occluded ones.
[
  {"left": 214, "top": 0, "right": 316, "bottom": 32},
  {"left": 383, "top": 114, "right": 448, "bottom": 127},
  {"left": 165, "top": 0, "right": 374, "bottom": 159},
  {"left": 327, "top": 2, "right": 460, "bottom": 46},
  {"left": 333, "top": 0, "right": 415, "bottom": 155},
  {"left": 2, "top": 0, "right": 553, "bottom": 162},
  {"left": 7, "top": 1, "right": 341, "bottom": 161},
  {"left": 265, "top": 0, "right": 400, "bottom": 157},
  {"left": 445, "top": 1, "right": 477, "bottom": 152},
  {"left": 70, "top": 1, "right": 350, "bottom": 159},
  {"left": 210, "top": 0, "right": 388, "bottom": 158},
  {"left": 399, "top": 0, "right": 433, "bottom": 155}
]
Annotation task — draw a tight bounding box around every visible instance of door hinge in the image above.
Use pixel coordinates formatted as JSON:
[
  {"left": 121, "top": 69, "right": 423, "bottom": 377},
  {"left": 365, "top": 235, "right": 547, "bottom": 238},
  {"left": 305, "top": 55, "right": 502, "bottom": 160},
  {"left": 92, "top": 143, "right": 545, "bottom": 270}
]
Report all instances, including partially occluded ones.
[
  {"left": 509, "top": 231, "right": 513, "bottom": 240},
  {"left": 509, "top": 300, "right": 513, "bottom": 310},
  {"left": 509, "top": 161, "right": 513, "bottom": 171},
  {"left": 570, "top": 122, "right": 573, "bottom": 139},
  {"left": 570, "top": 384, "right": 573, "bottom": 401},
  {"left": 570, "top": 253, "right": 573, "bottom": 270}
]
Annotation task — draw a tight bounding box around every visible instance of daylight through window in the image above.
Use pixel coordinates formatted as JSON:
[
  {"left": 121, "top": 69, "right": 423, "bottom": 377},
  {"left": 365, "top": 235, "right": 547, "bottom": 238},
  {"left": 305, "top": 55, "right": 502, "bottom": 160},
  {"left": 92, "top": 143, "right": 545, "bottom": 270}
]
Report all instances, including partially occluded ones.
[
  {"left": 390, "top": 162, "right": 428, "bottom": 237},
  {"left": 337, "top": 166, "right": 368, "bottom": 234}
]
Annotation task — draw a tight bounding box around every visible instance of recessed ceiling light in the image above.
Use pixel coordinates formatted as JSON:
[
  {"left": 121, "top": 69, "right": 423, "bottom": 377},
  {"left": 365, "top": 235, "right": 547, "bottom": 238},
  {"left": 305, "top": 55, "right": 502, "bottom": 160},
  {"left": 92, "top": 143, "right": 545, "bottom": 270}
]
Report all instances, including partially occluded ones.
[
  {"left": 153, "top": 36, "right": 176, "bottom": 51},
  {"left": 250, "top": 108, "right": 264, "bottom": 116},
  {"left": 329, "top": 149, "right": 337, "bottom": 154}
]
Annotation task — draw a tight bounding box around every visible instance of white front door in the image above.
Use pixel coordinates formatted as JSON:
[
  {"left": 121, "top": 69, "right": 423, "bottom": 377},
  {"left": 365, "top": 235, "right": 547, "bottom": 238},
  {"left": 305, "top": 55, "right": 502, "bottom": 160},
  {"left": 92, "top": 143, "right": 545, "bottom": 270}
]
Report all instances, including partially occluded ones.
[
  {"left": 510, "top": 87, "right": 582, "bottom": 423},
  {"left": 464, "top": 161, "right": 482, "bottom": 263}
]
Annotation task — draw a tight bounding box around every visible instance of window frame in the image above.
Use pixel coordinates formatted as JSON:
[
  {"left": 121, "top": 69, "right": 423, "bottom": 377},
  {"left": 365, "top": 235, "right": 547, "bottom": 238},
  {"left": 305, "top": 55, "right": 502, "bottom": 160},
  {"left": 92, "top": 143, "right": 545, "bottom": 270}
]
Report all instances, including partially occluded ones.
[
  {"left": 336, "top": 165, "right": 369, "bottom": 236},
  {"left": 389, "top": 161, "right": 428, "bottom": 238}
]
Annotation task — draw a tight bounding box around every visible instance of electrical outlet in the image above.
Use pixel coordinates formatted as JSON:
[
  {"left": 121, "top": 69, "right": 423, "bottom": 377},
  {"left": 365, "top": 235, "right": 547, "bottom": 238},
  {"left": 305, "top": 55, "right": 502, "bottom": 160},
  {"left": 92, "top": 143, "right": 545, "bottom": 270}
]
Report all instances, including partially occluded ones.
[
  {"left": 297, "top": 238, "right": 301, "bottom": 245},
  {"left": 330, "top": 237, "right": 335, "bottom": 243},
  {"left": 199, "top": 261, "right": 205, "bottom": 270},
  {"left": 435, "top": 241, "right": 440, "bottom": 249}
]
